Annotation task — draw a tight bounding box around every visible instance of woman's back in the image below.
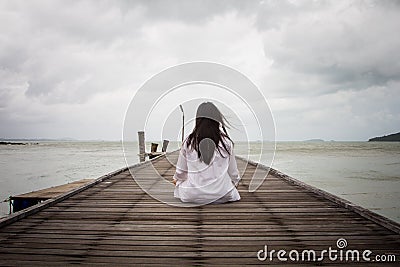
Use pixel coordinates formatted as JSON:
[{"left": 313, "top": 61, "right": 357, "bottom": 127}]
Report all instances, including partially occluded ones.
[{"left": 173, "top": 102, "right": 241, "bottom": 204}]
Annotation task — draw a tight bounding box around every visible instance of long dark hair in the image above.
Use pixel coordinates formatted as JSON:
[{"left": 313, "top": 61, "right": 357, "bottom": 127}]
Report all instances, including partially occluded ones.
[{"left": 186, "top": 102, "right": 233, "bottom": 164}]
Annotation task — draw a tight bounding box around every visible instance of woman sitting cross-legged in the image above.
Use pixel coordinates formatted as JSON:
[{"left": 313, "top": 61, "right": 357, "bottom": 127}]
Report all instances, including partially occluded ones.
[{"left": 173, "top": 102, "right": 241, "bottom": 205}]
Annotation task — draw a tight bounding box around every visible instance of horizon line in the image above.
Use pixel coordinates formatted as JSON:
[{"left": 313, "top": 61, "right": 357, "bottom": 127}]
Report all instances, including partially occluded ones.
[{"left": 1, "top": 138, "right": 372, "bottom": 142}]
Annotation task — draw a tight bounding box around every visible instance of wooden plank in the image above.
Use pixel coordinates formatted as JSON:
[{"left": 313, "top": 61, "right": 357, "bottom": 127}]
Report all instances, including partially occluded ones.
[
  {"left": 238, "top": 155, "right": 400, "bottom": 235},
  {"left": 0, "top": 153, "right": 167, "bottom": 229},
  {"left": 11, "top": 179, "right": 93, "bottom": 200}
]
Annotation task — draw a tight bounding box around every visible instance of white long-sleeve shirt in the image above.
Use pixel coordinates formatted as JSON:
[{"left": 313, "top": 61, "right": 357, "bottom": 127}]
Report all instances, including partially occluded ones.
[{"left": 173, "top": 137, "right": 241, "bottom": 204}]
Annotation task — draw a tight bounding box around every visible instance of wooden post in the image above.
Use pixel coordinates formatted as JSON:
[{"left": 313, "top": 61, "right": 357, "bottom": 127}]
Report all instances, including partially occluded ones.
[
  {"left": 151, "top": 143, "right": 158, "bottom": 153},
  {"left": 182, "top": 112, "right": 184, "bottom": 143},
  {"left": 149, "top": 143, "right": 159, "bottom": 159},
  {"left": 8, "top": 196, "right": 12, "bottom": 214},
  {"left": 138, "top": 131, "right": 145, "bottom": 162},
  {"left": 162, "top": 140, "right": 169, "bottom": 152},
  {"left": 179, "top": 105, "right": 184, "bottom": 144}
]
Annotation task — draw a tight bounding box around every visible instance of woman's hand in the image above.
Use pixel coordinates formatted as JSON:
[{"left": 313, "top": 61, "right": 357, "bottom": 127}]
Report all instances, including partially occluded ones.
[{"left": 172, "top": 179, "right": 177, "bottom": 186}]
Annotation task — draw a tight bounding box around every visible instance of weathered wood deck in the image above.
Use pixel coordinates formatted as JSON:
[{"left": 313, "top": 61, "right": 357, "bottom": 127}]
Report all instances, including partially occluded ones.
[
  {"left": 0, "top": 152, "right": 399, "bottom": 266},
  {"left": 11, "top": 179, "right": 93, "bottom": 200}
]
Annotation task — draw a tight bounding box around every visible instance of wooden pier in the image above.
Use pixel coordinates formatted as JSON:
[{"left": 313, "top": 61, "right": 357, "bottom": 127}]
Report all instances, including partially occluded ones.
[{"left": 0, "top": 151, "right": 399, "bottom": 265}]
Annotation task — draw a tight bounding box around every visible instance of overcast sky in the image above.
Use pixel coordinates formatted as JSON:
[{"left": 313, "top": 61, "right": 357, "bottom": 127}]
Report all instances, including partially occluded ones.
[{"left": 1, "top": 0, "right": 399, "bottom": 141}]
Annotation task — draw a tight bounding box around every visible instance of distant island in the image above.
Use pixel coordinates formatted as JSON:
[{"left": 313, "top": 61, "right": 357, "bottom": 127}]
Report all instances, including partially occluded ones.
[
  {"left": 0, "top": 141, "right": 28, "bottom": 145},
  {"left": 0, "top": 138, "right": 76, "bottom": 142},
  {"left": 0, "top": 141, "right": 40, "bottom": 145},
  {"left": 368, "top": 132, "right": 400, "bottom": 142},
  {"left": 304, "top": 139, "right": 324, "bottom": 142}
]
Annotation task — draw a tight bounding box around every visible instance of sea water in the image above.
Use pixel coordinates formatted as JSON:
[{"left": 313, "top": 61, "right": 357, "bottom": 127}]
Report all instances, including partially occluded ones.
[{"left": 0, "top": 141, "right": 399, "bottom": 223}]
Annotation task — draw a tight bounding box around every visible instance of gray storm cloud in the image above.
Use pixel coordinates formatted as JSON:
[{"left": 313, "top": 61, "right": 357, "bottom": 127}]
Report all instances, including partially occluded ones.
[{"left": 0, "top": 0, "right": 399, "bottom": 140}]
